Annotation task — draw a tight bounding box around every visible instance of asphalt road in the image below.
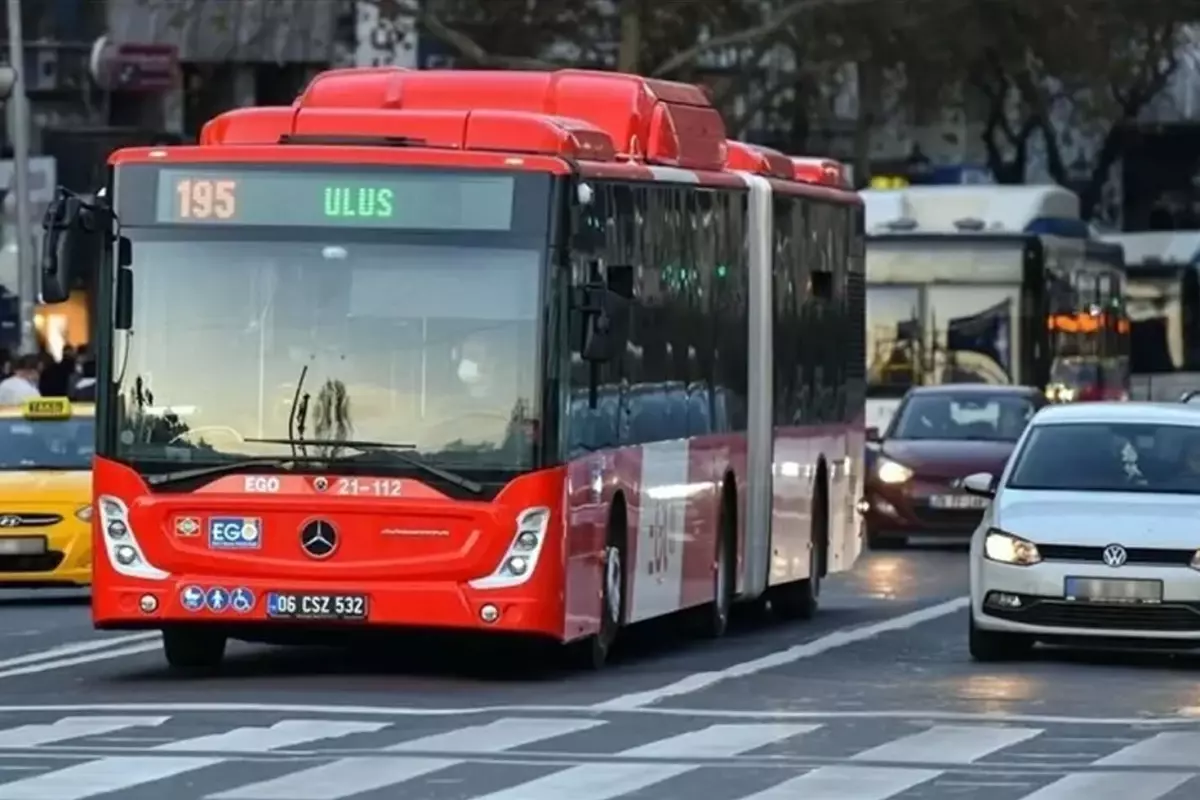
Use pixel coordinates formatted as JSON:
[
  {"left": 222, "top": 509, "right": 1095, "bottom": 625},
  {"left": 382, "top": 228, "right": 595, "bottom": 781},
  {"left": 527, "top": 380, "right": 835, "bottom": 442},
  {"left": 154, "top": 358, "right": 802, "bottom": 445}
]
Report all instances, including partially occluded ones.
[{"left": 0, "top": 546, "right": 1199, "bottom": 800}]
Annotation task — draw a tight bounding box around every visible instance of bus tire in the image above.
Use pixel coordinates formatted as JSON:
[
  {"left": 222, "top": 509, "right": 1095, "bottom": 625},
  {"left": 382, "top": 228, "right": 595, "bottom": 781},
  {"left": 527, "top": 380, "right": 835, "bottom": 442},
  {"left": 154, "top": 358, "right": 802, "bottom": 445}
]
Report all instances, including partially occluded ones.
[
  {"left": 773, "top": 476, "right": 826, "bottom": 621},
  {"left": 699, "top": 481, "right": 736, "bottom": 639},
  {"left": 571, "top": 500, "right": 626, "bottom": 670},
  {"left": 162, "top": 627, "right": 226, "bottom": 674}
]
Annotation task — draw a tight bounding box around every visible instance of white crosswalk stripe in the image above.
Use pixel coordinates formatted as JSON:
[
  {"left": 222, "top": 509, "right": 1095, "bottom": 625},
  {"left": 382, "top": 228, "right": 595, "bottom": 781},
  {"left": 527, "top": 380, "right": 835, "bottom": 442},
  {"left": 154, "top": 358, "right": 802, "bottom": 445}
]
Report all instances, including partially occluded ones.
[
  {"left": 464, "top": 723, "right": 820, "bottom": 800},
  {"left": 209, "top": 718, "right": 605, "bottom": 800},
  {"left": 0, "top": 714, "right": 1194, "bottom": 800},
  {"left": 0, "top": 720, "right": 386, "bottom": 800}
]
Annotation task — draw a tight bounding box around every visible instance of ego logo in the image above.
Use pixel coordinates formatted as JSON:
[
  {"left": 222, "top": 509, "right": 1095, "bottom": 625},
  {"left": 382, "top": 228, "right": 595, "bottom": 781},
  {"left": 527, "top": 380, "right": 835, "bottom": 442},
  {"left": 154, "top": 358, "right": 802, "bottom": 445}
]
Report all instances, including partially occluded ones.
[
  {"left": 244, "top": 476, "right": 281, "bottom": 493},
  {"left": 209, "top": 517, "right": 262, "bottom": 550}
]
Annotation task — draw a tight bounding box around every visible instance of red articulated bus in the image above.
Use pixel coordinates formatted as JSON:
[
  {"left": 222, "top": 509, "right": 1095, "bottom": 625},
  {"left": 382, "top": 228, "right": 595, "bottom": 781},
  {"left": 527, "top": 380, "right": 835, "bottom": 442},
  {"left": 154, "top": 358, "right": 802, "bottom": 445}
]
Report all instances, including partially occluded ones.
[{"left": 39, "top": 67, "right": 866, "bottom": 672}]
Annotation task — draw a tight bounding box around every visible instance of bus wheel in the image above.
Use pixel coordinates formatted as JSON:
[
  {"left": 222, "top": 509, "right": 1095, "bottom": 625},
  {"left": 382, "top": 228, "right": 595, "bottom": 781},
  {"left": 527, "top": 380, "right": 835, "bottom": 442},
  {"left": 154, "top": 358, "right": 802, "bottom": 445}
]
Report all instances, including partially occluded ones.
[
  {"left": 773, "top": 484, "right": 826, "bottom": 621},
  {"left": 162, "top": 627, "right": 227, "bottom": 673},
  {"left": 571, "top": 519, "right": 625, "bottom": 670},
  {"left": 699, "top": 490, "right": 735, "bottom": 638}
]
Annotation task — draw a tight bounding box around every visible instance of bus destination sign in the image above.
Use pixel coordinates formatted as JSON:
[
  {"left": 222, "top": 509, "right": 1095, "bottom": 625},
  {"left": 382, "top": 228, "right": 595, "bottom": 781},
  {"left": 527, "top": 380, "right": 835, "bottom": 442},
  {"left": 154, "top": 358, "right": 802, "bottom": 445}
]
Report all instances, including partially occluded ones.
[{"left": 153, "top": 168, "right": 515, "bottom": 231}]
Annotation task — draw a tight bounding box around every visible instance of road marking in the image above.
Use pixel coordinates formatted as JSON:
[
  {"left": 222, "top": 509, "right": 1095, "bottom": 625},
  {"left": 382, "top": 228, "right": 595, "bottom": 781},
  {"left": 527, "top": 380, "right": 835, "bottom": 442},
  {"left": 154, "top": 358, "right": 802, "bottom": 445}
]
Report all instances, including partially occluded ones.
[
  {"left": 0, "top": 717, "right": 167, "bottom": 748},
  {"left": 0, "top": 634, "right": 156, "bottom": 672},
  {"left": 0, "top": 642, "right": 160, "bottom": 681},
  {"left": 1093, "top": 731, "right": 1200, "bottom": 767},
  {"left": 210, "top": 718, "right": 605, "bottom": 799},
  {"left": 722, "top": 765, "right": 940, "bottom": 800},
  {"left": 463, "top": 723, "right": 811, "bottom": 800},
  {"left": 849, "top": 725, "right": 1042, "bottom": 764},
  {"left": 0, "top": 720, "right": 386, "bottom": 800},
  {"left": 592, "top": 596, "right": 970, "bottom": 710},
  {"left": 0, "top": 703, "right": 1199, "bottom": 727},
  {"left": 615, "top": 723, "right": 818, "bottom": 758},
  {"left": 1016, "top": 770, "right": 1193, "bottom": 800}
]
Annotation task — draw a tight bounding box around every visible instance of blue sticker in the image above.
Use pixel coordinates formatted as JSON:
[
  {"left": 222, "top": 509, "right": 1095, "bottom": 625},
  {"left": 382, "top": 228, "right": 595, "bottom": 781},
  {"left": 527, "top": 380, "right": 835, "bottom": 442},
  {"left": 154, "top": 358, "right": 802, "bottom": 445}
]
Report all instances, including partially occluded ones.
[
  {"left": 180, "top": 585, "right": 205, "bottom": 612},
  {"left": 205, "top": 586, "right": 230, "bottom": 613},
  {"left": 230, "top": 587, "right": 255, "bottom": 613},
  {"left": 208, "top": 517, "right": 262, "bottom": 549}
]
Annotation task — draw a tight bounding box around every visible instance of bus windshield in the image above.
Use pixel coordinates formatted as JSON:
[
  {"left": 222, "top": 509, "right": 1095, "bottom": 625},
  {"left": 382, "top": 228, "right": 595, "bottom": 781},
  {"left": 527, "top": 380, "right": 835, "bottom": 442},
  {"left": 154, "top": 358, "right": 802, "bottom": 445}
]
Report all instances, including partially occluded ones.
[
  {"left": 866, "top": 282, "right": 1019, "bottom": 397},
  {"left": 113, "top": 233, "right": 542, "bottom": 471}
]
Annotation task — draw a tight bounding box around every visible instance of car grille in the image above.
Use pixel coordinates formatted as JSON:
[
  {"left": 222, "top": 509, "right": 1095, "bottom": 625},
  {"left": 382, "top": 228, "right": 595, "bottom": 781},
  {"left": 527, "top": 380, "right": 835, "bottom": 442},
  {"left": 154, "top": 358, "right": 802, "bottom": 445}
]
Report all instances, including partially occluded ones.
[
  {"left": 0, "top": 514, "right": 63, "bottom": 528},
  {"left": 1037, "top": 544, "right": 1194, "bottom": 566},
  {"left": 0, "top": 552, "right": 63, "bottom": 573},
  {"left": 909, "top": 506, "right": 986, "bottom": 529},
  {"left": 986, "top": 598, "right": 1200, "bottom": 632}
]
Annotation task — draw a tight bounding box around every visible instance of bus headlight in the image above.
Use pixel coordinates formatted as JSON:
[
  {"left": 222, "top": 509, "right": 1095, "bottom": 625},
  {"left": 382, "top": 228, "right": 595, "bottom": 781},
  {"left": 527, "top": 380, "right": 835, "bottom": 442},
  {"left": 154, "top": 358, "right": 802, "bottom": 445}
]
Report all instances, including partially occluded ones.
[
  {"left": 97, "top": 495, "right": 168, "bottom": 581},
  {"left": 469, "top": 507, "right": 551, "bottom": 589}
]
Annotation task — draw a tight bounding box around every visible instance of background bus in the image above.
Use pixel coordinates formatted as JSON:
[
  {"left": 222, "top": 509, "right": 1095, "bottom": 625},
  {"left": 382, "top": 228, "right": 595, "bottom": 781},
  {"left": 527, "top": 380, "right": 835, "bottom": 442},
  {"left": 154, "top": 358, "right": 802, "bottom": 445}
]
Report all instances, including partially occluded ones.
[
  {"left": 1100, "top": 231, "right": 1200, "bottom": 400},
  {"left": 861, "top": 185, "right": 1128, "bottom": 432}
]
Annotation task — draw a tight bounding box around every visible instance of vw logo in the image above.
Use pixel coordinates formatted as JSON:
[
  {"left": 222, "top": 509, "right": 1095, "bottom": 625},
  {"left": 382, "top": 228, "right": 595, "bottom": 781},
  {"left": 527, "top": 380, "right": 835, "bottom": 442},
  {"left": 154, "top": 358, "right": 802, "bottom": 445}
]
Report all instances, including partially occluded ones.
[
  {"left": 1102, "top": 544, "right": 1128, "bottom": 567},
  {"left": 300, "top": 519, "right": 338, "bottom": 559},
  {"left": 0, "top": 515, "right": 21, "bottom": 528}
]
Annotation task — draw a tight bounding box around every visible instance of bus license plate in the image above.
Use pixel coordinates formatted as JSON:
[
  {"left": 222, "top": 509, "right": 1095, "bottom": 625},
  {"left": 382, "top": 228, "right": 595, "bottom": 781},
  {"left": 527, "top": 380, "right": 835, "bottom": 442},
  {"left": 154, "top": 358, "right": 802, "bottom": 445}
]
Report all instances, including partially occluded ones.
[{"left": 265, "top": 592, "right": 368, "bottom": 621}]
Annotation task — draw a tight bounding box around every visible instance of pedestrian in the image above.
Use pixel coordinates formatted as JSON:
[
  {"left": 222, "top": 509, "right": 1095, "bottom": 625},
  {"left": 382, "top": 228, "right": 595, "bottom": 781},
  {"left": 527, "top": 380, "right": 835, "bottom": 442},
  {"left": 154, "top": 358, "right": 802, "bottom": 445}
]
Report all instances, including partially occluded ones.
[{"left": 0, "top": 353, "right": 42, "bottom": 404}]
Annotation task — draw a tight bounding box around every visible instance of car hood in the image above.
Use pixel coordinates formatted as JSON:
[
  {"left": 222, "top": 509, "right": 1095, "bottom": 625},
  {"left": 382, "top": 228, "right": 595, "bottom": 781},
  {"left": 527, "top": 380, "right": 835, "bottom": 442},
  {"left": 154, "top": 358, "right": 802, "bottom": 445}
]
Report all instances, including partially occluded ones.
[
  {"left": 997, "top": 490, "right": 1200, "bottom": 548},
  {"left": 881, "top": 439, "right": 1017, "bottom": 480}
]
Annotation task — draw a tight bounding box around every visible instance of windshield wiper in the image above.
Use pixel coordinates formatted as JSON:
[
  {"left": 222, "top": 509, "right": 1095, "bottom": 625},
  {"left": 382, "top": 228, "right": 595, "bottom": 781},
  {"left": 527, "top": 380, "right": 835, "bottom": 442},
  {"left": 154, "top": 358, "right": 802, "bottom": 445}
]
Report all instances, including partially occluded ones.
[
  {"left": 145, "top": 457, "right": 321, "bottom": 488},
  {"left": 287, "top": 365, "right": 311, "bottom": 458},
  {"left": 242, "top": 437, "right": 484, "bottom": 495}
]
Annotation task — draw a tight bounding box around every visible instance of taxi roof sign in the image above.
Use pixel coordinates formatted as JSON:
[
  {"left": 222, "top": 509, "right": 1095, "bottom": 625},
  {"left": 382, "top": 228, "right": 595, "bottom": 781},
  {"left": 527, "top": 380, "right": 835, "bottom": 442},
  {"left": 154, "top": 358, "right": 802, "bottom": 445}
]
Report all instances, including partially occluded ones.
[{"left": 23, "top": 398, "right": 72, "bottom": 419}]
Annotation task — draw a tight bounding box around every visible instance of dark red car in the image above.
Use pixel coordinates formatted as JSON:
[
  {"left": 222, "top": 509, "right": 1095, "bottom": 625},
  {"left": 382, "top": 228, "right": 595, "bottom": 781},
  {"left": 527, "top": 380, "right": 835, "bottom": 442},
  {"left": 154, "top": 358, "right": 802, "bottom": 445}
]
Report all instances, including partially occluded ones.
[{"left": 862, "top": 384, "right": 1046, "bottom": 548}]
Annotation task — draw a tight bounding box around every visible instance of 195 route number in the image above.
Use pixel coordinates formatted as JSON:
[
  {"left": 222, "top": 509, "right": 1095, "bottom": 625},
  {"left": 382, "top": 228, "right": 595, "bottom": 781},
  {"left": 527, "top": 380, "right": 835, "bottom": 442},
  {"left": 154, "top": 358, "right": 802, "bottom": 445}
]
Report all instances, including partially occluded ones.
[{"left": 266, "top": 592, "right": 368, "bottom": 621}]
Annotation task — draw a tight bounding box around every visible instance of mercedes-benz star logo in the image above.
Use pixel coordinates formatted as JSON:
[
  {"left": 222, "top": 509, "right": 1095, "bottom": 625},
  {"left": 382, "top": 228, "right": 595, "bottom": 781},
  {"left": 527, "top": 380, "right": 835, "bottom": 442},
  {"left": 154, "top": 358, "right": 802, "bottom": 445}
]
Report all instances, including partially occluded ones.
[
  {"left": 1102, "top": 544, "right": 1128, "bottom": 568},
  {"left": 0, "top": 515, "right": 21, "bottom": 528},
  {"left": 300, "top": 519, "right": 338, "bottom": 559}
]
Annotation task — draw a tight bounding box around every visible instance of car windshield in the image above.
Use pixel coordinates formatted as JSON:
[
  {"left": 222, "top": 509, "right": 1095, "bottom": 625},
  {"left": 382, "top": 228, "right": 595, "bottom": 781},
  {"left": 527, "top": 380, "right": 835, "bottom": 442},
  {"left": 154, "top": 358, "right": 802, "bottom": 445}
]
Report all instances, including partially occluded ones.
[
  {"left": 115, "top": 233, "right": 542, "bottom": 471},
  {"left": 1008, "top": 422, "right": 1200, "bottom": 493},
  {"left": 0, "top": 417, "right": 94, "bottom": 470},
  {"left": 890, "top": 393, "right": 1035, "bottom": 441}
]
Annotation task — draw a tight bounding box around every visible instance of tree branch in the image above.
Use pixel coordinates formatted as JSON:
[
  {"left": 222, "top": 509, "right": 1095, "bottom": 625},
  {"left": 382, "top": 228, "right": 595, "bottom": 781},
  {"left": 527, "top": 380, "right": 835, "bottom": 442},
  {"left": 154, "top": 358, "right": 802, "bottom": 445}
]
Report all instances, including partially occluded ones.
[
  {"left": 417, "top": 9, "right": 559, "bottom": 69},
  {"left": 649, "top": 0, "right": 891, "bottom": 78}
]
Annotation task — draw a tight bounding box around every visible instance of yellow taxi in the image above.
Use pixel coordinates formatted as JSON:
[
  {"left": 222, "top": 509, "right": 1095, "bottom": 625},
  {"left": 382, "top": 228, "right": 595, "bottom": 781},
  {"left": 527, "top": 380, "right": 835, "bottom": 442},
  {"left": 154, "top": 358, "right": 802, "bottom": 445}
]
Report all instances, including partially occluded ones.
[{"left": 0, "top": 397, "right": 93, "bottom": 587}]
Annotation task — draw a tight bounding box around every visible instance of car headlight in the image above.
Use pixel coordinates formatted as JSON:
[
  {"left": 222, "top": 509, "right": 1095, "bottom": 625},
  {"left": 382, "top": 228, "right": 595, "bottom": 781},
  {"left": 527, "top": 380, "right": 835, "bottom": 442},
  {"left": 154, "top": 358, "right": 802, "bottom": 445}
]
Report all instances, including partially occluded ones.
[
  {"left": 1191, "top": 550, "right": 1200, "bottom": 571},
  {"left": 75, "top": 505, "right": 92, "bottom": 522},
  {"left": 876, "top": 457, "right": 913, "bottom": 484},
  {"left": 984, "top": 529, "right": 1041, "bottom": 566}
]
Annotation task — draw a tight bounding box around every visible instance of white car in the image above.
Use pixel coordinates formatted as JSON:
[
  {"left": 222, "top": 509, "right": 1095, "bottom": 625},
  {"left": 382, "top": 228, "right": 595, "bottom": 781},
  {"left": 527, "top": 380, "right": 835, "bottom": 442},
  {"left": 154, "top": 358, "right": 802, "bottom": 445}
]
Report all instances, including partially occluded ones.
[{"left": 966, "top": 401, "right": 1200, "bottom": 661}]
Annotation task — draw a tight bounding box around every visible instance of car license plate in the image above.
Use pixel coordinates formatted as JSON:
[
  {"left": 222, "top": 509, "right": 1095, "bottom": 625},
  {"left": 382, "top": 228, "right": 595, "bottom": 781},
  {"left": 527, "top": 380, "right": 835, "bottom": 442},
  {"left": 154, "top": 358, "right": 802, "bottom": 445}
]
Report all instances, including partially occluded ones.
[
  {"left": 1064, "top": 577, "right": 1163, "bottom": 604},
  {"left": 265, "top": 592, "right": 368, "bottom": 621},
  {"left": 929, "top": 494, "right": 988, "bottom": 510},
  {"left": 0, "top": 536, "right": 46, "bottom": 555}
]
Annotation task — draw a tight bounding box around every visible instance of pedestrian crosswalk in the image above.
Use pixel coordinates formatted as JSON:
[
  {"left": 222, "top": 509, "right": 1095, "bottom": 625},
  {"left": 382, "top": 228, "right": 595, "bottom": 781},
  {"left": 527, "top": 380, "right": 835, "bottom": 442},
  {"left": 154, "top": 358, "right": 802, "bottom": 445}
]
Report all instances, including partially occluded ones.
[{"left": 0, "top": 712, "right": 1196, "bottom": 799}]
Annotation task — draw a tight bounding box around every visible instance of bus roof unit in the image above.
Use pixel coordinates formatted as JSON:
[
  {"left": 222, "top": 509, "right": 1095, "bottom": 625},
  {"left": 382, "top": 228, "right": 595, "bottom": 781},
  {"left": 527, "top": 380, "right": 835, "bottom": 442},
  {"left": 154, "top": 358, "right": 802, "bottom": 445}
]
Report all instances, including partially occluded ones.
[
  {"left": 860, "top": 184, "right": 1084, "bottom": 237},
  {"left": 199, "top": 68, "right": 728, "bottom": 171},
  {"left": 790, "top": 157, "right": 852, "bottom": 189},
  {"left": 1101, "top": 231, "right": 1200, "bottom": 266},
  {"left": 724, "top": 140, "right": 793, "bottom": 178}
]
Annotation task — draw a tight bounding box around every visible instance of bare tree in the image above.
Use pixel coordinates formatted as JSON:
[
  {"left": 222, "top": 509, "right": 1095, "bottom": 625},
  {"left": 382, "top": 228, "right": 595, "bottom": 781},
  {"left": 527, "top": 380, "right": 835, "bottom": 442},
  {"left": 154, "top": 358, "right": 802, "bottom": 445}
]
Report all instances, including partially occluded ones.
[{"left": 900, "top": 0, "right": 1197, "bottom": 217}]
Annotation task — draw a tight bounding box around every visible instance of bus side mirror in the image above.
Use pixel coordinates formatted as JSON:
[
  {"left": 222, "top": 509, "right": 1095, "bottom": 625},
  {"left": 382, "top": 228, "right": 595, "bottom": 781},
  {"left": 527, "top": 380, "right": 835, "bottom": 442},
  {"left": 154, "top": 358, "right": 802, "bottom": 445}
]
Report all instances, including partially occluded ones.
[
  {"left": 40, "top": 194, "right": 82, "bottom": 304},
  {"left": 576, "top": 264, "right": 632, "bottom": 363}
]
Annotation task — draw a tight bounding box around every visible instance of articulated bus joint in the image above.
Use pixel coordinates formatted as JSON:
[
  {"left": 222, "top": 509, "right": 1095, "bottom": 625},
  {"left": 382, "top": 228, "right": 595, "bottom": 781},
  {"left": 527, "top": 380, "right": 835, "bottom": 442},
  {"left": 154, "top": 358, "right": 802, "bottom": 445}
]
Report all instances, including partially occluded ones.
[
  {"left": 97, "top": 494, "right": 169, "bottom": 582},
  {"left": 468, "top": 506, "right": 551, "bottom": 591}
]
